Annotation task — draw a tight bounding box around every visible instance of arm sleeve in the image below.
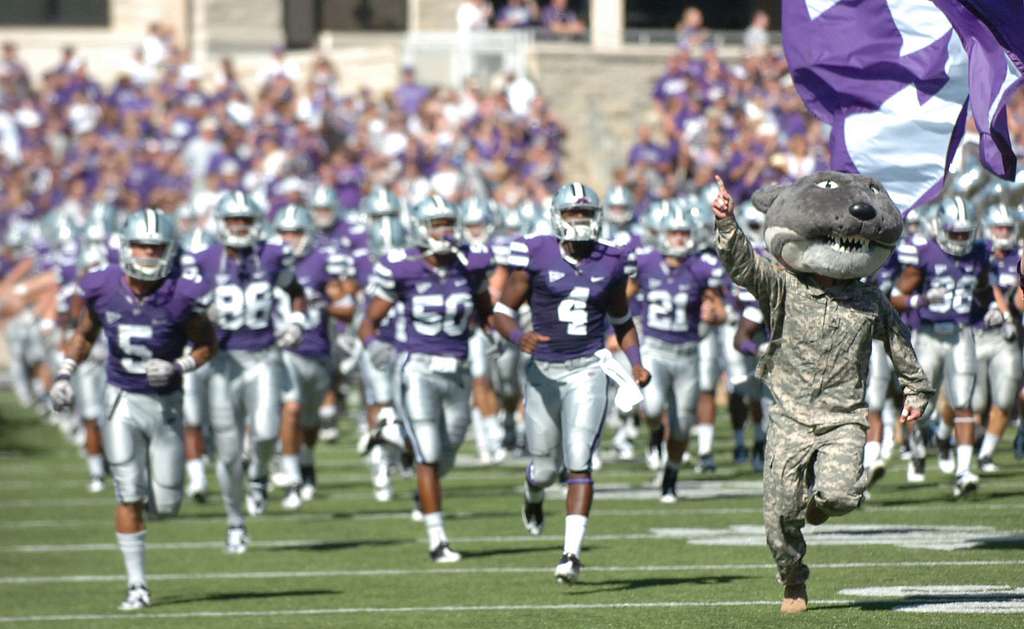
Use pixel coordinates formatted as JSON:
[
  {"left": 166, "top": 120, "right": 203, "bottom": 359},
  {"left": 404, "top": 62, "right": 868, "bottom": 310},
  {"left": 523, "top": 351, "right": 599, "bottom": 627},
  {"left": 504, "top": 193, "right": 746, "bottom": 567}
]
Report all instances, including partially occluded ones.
[
  {"left": 506, "top": 239, "right": 530, "bottom": 270},
  {"left": 877, "top": 297, "right": 933, "bottom": 411},
  {"left": 713, "top": 216, "right": 782, "bottom": 304}
]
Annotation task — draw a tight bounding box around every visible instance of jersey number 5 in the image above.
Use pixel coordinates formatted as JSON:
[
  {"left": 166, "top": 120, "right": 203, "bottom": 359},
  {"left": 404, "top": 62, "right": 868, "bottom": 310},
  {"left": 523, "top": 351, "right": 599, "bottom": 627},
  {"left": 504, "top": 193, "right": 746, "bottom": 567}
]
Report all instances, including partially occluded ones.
[{"left": 118, "top": 324, "right": 153, "bottom": 374}]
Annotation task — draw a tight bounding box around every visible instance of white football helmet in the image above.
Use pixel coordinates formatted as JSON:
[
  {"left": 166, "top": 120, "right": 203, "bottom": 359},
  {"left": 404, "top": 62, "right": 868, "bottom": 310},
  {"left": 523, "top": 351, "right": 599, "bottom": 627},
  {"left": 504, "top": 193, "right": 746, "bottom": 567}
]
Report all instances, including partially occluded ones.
[
  {"left": 411, "top": 195, "right": 462, "bottom": 256},
  {"left": 933, "top": 196, "right": 978, "bottom": 257},
  {"left": 215, "top": 190, "right": 263, "bottom": 249},
  {"left": 120, "top": 208, "right": 178, "bottom": 281}
]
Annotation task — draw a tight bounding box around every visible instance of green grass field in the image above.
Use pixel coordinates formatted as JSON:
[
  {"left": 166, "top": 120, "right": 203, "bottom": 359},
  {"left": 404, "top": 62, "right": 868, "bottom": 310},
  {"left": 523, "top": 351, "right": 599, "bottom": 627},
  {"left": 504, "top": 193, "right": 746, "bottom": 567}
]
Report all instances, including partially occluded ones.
[{"left": 2, "top": 390, "right": 1023, "bottom": 628}]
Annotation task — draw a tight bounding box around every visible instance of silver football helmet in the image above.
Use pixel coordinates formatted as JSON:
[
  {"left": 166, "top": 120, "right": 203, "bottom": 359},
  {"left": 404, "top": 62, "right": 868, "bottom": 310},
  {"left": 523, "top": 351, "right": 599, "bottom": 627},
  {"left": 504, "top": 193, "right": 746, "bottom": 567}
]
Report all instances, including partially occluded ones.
[
  {"left": 411, "top": 195, "right": 462, "bottom": 256},
  {"left": 370, "top": 215, "right": 408, "bottom": 258},
  {"left": 460, "top": 196, "right": 495, "bottom": 245},
  {"left": 120, "top": 208, "right": 178, "bottom": 281},
  {"left": 658, "top": 203, "right": 699, "bottom": 258},
  {"left": 933, "top": 196, "right": 978, "bottom": 257},
  {"left": 551, "top": 182, "right": 602, "bottom": 242},
  {"left": 983, "top": 203, "right": 1020, "bottom": 251},
  {"left": 360, "top": 186, "right": 401, "bottom": 219},
  {"left": 309, "top": 184, "right": 340, "bottom": 230},
  {"left": 605, "top": 185, "right": 635, "bottom": 228},
  {"left": 215, "top": 190, "right": 263, "bottom": 249},
  {"left": 274, "top": 203, "right": 316, "bottom": 257},
  {"left": 643, "top": 199, "right": 673, "bottom": 245}
]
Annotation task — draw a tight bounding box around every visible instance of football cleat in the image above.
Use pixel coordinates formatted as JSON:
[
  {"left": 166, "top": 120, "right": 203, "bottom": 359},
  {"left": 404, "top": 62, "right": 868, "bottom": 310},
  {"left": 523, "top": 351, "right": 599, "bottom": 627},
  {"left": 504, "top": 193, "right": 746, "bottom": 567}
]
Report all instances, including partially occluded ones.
[
  {"left": 733, "top": 444, "right": 750, "bottom": 464},
  {"left": 936, "top": 439, "right": 955, "bottom": 475},
  {"left": 281, "top": 487, "right": 303, "bottom": 511},
  {"left": 645, "top": 444, "right": 664, "bottom": 471},
  {"left": 752, "top": 440, "right": 766, "bottom": 474},
  {"left": 429, "top": 542, "right": 462, "bottom": 563},
  {"left": 978, "top": 457, "right": 999, "bottom": 475},
  {"left": 660, "top": 465, "right": 679, "bottom": 504},
  {"left": 118, "top": 584, "right": 151, "bottom": 611},
  {"left": 186, "top": 475, "right": 208, "bottom": 504},
  {"left": 554, "top": 553, "right": 582, "bottom": 583},
  {"left": 246, "top": 479, "right": 268, "bottom": 516},
  {"left": 319, "top": 425, "right": 340, "bottom": 444},
  {"left": 299, "top": 482, "right": 316, "bottom": 502},
  {"left": 866, "top": 460, "right": 886, "bottom": 488},
  {"left": 225, "top": 526, "right": 250, "bottom": 555},
  {"left": 522, "top": 500, "right": 544, "bottom": 536},
  {"left": 906, "top": 458, "right": 926, "bottom": 483},
  {"left": 952, "top": 471, "right": 979, "bottom": 499},
  {"left": 270, "top": 470, "right": 293, "bottom": 489},
  {"left": 695, "top": 454, "right": 716, "bottom": 474},
  {"left": 87, "top": 476, "right": 105, "bottom": 494},
  {"left": 899, "top": 444, "right": 913, "bottom": 461}
]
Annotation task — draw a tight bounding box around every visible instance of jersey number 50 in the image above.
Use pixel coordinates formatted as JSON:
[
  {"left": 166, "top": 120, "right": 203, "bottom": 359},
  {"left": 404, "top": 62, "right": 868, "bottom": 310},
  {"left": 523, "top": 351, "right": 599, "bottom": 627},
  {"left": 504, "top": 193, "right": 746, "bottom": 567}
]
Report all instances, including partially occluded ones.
[{"left": 411, "top": 292, "right": 473, "bottom": 337}]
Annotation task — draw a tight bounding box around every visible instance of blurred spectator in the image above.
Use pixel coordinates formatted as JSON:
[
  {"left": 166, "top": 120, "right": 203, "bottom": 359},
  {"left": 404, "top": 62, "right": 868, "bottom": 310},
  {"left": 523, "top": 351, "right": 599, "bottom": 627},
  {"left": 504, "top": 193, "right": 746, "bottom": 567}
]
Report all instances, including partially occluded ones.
[
  {"left": 496, "top": 0, "right": 540, "bottom": 29},
  {"left": 542, "top": 0, "right": 586, "bottom": 37},
  {"left": 744, "top": 10, "right": 771, "bottom": 57},
  {"left": 456, "top": 0, "right": 493, "bottom": 32},
  {"left": 393, "top": 65, "right": 432, "bottom": 115},
  {"left": 675, "top": 6, "right": 710, "bottom": 51}
]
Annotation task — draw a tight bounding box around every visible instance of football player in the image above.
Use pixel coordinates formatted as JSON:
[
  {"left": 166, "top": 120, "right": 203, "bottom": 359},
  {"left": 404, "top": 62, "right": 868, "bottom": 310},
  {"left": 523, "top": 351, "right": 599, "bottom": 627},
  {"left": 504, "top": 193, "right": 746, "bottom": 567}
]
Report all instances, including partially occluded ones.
[
  {"left": 628, "top": 202, "right": 725, "bottom": 502},
  {"left": 188, "top": 191, "right": 306, "bottom": 551},
  {"left": 494, "top": 182, "right": 650, "bottom": 583},
  {"left": 275, "top": 204, "right": 355, "bottom": 509},
  {"left": 971, "top": 204, "right": 1021, "bottom": 472},
  {"left": 49, "top": 208, "right": 217, "bottom": 610},
  {"left": 892, "top": 196, "right": 995, "bottom": 497},
  {"left": 359, "top": 195, "right": 494, "bottom": 562}
]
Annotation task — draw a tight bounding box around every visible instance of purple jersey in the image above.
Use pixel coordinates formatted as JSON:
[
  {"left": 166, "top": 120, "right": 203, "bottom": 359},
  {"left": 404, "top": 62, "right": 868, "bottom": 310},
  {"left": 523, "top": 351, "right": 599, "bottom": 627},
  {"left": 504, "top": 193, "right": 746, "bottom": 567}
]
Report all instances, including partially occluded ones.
[
  {"left": 189, "top": 238, "right": 296, "bottom": 351},
  {"left": 355, "top": 248, "right": 401, "bottom": 344},
  {"left": 633, "top": 247, "right": 724, "bottom": 344},
  {"left": 507, "top": 235, "right": 632, "bottom": 362},
  {"left": 370, "top": 245, "right": 493, "bottom": 359},
  {"left": 897, "top": 235, "right": 989, "bottom": 326},
  {"left": 290, "top": 245, "right": 350, "bottom": 358},
  {"left": 975, "top": 244, "right": 1021, "bottom": 328},
  {"left": 79, "top": 262, "right": 209, "bottom": 394}
]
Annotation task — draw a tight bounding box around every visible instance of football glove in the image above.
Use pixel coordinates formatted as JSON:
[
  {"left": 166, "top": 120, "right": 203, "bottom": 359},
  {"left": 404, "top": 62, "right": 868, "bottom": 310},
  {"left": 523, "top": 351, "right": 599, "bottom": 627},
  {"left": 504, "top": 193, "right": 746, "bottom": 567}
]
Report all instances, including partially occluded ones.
[
  {"left": 49, "top": 378, "right": 75, "bottom": 412},
  {"left": 145, "top": 359, "right": 177, "bottom": 387}
]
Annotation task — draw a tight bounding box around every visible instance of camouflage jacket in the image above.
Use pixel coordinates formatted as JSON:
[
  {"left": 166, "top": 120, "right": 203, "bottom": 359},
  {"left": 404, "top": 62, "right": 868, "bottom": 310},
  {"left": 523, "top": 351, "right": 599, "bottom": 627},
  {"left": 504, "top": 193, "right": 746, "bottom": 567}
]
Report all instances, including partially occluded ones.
[{"left": 715, "top": 217, "right": 933, "bottom": 428}]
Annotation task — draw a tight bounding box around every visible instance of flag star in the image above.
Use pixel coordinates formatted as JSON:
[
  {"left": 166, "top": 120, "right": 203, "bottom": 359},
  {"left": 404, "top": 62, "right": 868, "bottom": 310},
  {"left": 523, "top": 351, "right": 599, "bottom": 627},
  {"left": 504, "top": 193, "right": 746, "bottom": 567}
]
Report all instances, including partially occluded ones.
[{"left": 805, "top": 0, "right": 842, "bottom": 21}]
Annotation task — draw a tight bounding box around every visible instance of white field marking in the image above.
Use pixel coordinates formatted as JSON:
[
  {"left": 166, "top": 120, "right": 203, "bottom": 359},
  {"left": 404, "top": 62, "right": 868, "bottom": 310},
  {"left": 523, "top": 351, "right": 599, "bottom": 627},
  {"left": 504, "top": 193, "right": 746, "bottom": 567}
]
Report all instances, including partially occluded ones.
[
  {"left": 839, "top": 585, "right": 1024, "bottom": 615},
  {"left": 649, "top": 523, "right": 1024, "bottom": 551},
  {"left": 3, "top": 560, "right": 1023, "bottom": 586},
  {"left": 0, "top": 600, "right": 856, "bottom": 623}
]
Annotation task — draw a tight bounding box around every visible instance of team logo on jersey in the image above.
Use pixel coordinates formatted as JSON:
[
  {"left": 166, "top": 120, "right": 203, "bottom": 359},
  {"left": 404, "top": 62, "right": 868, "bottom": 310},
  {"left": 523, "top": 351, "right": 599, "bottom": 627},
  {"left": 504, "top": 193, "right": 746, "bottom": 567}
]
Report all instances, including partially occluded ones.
[
  {"left": 548, "top": 271, "right": 565, "bottom": 283},
  {"left": 453, "top": 278, "right": 467, "bottom": 287},
  {"left": 415, "top": 281, "right": 432, "bottom": 294},
  {"left": 105, "top": 311, "right": 121, "bottom": 324},
  {"left": 591, "top": 276, "right": 605, "bottom": 283}
]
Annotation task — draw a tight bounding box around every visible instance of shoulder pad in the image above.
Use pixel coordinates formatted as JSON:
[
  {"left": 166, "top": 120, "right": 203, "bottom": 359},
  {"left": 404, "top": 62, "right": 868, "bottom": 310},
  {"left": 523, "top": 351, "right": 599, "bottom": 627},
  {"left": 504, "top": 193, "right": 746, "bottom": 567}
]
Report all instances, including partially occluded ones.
[
  {"left": 910, "top": 234, "right": 929, "bottom": 247},
  {"left": 700, "top": 252, "right": 721, "bottom": 266}
]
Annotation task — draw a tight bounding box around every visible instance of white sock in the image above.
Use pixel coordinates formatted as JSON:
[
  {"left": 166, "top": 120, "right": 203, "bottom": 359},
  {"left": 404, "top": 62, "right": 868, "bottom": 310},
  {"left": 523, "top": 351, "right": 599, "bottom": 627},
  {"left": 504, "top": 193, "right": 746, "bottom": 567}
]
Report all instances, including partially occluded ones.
[
  {"left": 318, "top": 405, "right": 337, "bottom": 422},
  {"left": 978, "top": 432, "right": 1000, "bottom": 460},
  {"left": 935, "top": 421, "right": 951, "bottom": 442},
  {"left": 470, "top": 408, "right": 489, "bottom": 453},
  {"left": 881, "top": 424, "right": 894, "bottom": 460},
  {"left": 563, "top": 514, "right": 588, "bottom": 557},
  {"left": 87, "top": 454, "right": 104, "bottom": 478},
  {"left": 734, "top": 428, "right": 745, "bottom": 449},
  {"left": 882, "top": 398, "right": 897, "bottom": 428},
  {"left": 424, "top": 511, "right": 447, "bottom": 548},
  {"left": 281, "top": 454, "right": 301, "bottom": 487},
  {"left": 863, "top": 441, "right": 881, "bottom": 468},
  {"left": 524, "top": 479, "right": 545, "bottom": 504},
  {"left": 186, "top": 458, "right": 205, "bottom": 482},
  {"left": 956, "top": 444, "right": 974, "bottom": 476},
  {"left": 696, "top": 424, "right": 714, "bottom": 456},
  {"left": 116, "top": 531, "right": 146, "bottom": 587},
  {"left": 483, "top": 415, "right": 502, "bottom": 448}
]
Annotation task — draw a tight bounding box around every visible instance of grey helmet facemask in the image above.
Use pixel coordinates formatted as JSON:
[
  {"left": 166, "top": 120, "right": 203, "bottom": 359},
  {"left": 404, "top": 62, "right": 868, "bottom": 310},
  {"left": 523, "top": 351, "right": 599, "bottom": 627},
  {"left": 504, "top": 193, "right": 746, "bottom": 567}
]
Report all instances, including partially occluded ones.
[
  {"left": 550, "top": 182, "right": 603, "bottom": 242},
  {"left": 120, "top": 208, "right": 178, "bottom": 281},
  {"left": 460, "top": 196, "right": 495, "bottom": 244},
  {"left": 983, "top": 203, "right": 1020, "bottom": 251},
  {"left": 215, "top": 190, "right": 264, "bottom": 249},
  {"left": 658, "top": 204, "right": 698, "bottom": 258},
  {"left": 411, "top": 195, "right": 463, "bottom": 256},
  {"left": 933, "top": 196, "right": 978, "bottom": 257},
  {"left": 309, "top": 184, "right": 340, "bottom": 230},
  {"left": 273, "top": 203, "right": 316, "bottom": 257}
]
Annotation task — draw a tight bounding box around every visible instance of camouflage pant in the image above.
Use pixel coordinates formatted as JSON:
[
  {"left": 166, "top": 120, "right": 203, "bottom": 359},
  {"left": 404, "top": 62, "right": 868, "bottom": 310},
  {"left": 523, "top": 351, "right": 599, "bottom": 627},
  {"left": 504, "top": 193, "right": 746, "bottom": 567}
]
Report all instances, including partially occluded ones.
[{"left": 763, "top": 411, "right": 867, "bottom": 585}]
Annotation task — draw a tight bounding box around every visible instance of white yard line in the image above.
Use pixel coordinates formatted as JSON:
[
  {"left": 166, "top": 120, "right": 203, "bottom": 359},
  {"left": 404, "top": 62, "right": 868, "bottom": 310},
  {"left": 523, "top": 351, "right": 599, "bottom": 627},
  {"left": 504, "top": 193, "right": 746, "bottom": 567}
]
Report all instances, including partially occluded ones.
[
  {"left": 2, "top": 560, "right": 1022, "bottom": 586},
  {"left": 0, "top": 599, "right": 856, "bottom": 623}
]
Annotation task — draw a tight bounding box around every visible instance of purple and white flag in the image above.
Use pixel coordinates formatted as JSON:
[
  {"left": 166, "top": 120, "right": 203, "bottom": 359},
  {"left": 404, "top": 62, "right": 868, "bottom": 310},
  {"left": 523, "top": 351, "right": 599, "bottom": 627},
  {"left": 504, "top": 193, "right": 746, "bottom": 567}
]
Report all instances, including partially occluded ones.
[{"left": 782, "top": 0, "right": 1024, "bottom": 210}]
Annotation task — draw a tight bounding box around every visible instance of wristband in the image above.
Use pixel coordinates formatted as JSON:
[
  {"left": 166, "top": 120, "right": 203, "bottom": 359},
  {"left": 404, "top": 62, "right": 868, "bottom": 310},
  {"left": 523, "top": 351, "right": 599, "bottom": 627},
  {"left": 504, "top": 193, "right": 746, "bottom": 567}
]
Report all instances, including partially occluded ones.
[
  {"left": 739, "top": 339, "right": 760, "bottom": 356},
  {"left": 624, "top": 344, "right": 642, "bottom": 367},
  {"left": 509, "top": 329, "right": 524, "bottom": 346},
  {"left": 57, "top": 357, "right": 78, "bottom": 380},
  {"left": 174, "top": 355, "right": 198, "bottom": 374}
]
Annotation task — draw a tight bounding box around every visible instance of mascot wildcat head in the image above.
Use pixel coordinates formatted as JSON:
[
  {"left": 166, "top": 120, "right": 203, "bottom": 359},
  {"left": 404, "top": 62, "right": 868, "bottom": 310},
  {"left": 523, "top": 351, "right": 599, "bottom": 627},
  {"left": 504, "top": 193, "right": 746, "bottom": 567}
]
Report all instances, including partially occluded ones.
[{"left": 752, "top": 171, "right": 903, "bottom": 280}]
